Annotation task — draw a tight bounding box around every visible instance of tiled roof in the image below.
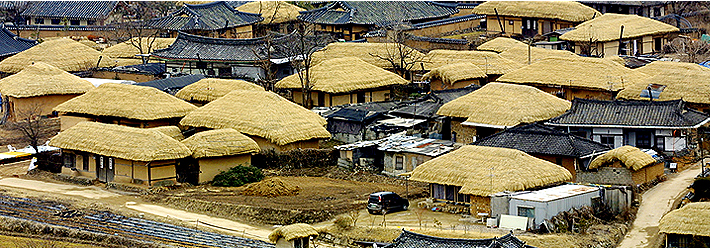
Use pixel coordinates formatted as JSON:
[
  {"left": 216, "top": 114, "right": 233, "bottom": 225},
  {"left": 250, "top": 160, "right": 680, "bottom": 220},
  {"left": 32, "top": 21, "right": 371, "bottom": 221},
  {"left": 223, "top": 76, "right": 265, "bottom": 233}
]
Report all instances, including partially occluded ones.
[
  {"left": 429, "top": 87, "right": 480, "bottom": 103},
  {"left": 135, "top": 74, "right": 205, "bottom": 93},
  {"left": 99, "top": 63, "right": 166, "bottom": 75},
  {"left": 384, "top": 230, "right": 533, "bottom": 248},
  {"left": 546, "top": 98, "right": 710, "bottom": 128},
  {"left": 21, "top": 1, "right": 117, "bottom": 20},
  {"left": 151, "top": 32, "right": 289, "bottom": 62},
  {"left": 390, "top": 87, "right": 480, "bottom": 118},
  {"left": 326, "top": 101, "right": 399, "bottom": 122},
  {"left": 410, "top": 14, "right": 484, "bottom": 29},
  {"left": 148, "top": 1, "right": 262, "bottom": 31},
  {"left": 407, "top": 34, "right": 469, "bottom": 45},
  {"left": 474, "top": 124, "right": 611, "bottom": 158},
  {"left": 0, "top": 25, "right": 36, "bottom": 57},
  {"left": 6, "top": 24, "right": 115, "bottom": 31},
  {"left": 298, "top": 1, "right": 458, "bottom": 26}
]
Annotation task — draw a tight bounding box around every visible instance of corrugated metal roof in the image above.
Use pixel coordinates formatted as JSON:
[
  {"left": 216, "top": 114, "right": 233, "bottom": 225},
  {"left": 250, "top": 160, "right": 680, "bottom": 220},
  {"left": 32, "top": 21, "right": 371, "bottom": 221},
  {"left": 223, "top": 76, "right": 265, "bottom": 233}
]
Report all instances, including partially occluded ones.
[{"left": 510, "top": 184, "right": 599, "bottom": 202}]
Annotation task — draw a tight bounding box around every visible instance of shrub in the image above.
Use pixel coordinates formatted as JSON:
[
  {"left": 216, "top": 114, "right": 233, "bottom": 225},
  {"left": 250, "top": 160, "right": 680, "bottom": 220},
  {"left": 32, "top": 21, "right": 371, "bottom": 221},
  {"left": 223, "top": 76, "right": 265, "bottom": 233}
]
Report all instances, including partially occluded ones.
[
  {"left": 212, "top": 165, "right": 264, "bottom": 187},
  {"left": 334, "top": 215, "right": 353, "bottom": 229}
]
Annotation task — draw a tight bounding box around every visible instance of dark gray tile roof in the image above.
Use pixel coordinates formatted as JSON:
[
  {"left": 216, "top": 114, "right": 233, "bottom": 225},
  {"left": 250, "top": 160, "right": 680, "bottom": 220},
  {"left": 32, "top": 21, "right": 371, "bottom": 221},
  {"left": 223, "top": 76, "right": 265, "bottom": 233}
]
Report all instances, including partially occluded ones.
[
  {"left": 298, "top": 1, "right": 458, "bottom": 26},
  {"left": 410, "top": 14, "right": 484, "bottom": 29},
  {"left": 546, "top": 98, "right": 710, "bottom": 128},
  {"left": 99, "top": 63, "right": 166, "bottom": 75},
  {"left": 0, "top": 25, "right": 36, "bottom": 57},
  {"left": 474, "top": 124, "right": 611, "bottom": 158},
  {"left": 152, "top": 32, "right": 266, "bottom": 62},
  {"left": 327, "top": 101, "right": 400, "bottom": 122},
  {"left": 5, "top": 24, "right": 115, "bottom": 31},
  {"left": 135, "top": 74, "right": 205, "bottom": 93},
  {"left": 21, "top": 1, "right": 117, "bottom": 20},
  {"left": 384, "top": 230, "right": 533, "bottom": 248},
  {"left": 390, "top": 87, "right": 479, "bottom": 118},
  {"left": 148, "top": 1, "right": 262, "bottom": 31},
  {"left": 407, "top": 34, "right": 468, "bottom": 45},
  {"left": 430, "top": 86, "right": 480, "bottom": 103}
]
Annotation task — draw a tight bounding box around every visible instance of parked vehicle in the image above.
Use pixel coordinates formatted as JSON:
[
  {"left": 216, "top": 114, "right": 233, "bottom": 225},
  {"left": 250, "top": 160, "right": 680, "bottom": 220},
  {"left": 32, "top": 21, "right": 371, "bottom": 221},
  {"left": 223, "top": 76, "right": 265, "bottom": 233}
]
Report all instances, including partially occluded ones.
[{"left": 367, "top": 192, "right": 409, "bottom": 214}]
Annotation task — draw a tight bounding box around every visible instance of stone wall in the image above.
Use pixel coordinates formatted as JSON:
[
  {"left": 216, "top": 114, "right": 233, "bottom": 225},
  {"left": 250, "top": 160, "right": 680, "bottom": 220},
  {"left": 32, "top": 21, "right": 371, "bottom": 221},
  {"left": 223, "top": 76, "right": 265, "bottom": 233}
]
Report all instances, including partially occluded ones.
[{"left": 576, "top": 167, "right": 634, "bottom": 186}]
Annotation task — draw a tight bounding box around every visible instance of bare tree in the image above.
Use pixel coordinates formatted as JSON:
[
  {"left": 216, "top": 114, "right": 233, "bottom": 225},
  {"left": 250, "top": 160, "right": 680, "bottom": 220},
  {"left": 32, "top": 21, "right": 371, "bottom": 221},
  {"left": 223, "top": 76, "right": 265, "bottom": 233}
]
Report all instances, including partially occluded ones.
[
  {"left": 110, "top": 1, "right": 177, "bottom": 63},
  {"left": 252, "top": 33, "right": 279, "bottom": 91},
  {"left": 369, "top": 24, "right": 429, "bottom": 80},
  {"left": 4, "top": 102, "right": 53, "bottom": 154},
  {"left": 666, "top": 37, "right": 710, "bottom": 63}
]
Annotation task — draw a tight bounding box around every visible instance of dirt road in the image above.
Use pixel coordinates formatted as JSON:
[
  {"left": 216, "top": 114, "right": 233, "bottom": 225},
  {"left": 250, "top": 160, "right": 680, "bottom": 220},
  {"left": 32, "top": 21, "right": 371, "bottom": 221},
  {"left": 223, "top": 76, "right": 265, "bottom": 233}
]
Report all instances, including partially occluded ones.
[{"left": 616, "top": 162, "right": 702, "bottom": 248}]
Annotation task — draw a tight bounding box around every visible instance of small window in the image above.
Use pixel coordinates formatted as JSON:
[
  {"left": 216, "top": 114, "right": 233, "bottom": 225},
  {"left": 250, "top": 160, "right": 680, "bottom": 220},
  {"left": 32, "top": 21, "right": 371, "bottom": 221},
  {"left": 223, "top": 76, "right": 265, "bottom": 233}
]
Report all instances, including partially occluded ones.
[
  {"left": 82, "top": 154, "right": 89, "bottom": 171},
  {"left": 196, "top": 62, "right": 208, "bottom": 69},
  {"left": 70, "top": 20, "right": 80, "bottom": 26},
  {"left": 63, "top": 154, "right": 75, "bottom": 168},
  {"left": 35, "top": 18, "right": 44, "bottom": 24},
  {"left": 87, "top": 20, "right": 96, "bottom": 25},
  {"left": 518, "top": 206, "right": 535, "bottom": 219},
  {"left": 600, "top": 135, "right": 615, "bottom": 147},
  {"left": 51, "top": 19, "right": 61, "bottom": 25},
  {"left": 395, "top": 156, "right": 404, "bottom": 170}
]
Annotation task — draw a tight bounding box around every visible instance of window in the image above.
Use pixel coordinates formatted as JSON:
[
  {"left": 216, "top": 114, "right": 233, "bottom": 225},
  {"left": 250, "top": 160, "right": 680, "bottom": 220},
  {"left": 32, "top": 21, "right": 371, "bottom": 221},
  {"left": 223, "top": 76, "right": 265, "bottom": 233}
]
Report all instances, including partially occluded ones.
[
  {"left": 70, "top": 20, "right": 80, "bottom": 26},
  {"left": 656, "top": 137, "right": 665, "bottom": 150},
  {"left": 87, "top": 20, "right": 96, "bottom": 25},
  {"left": 653, "top": 7, "right": 661, "bottom": 17},
  {"left": 432, "top": 184, "right": 446, "bottom": 199},
  {"left": 600, "top": 135, "right": 615, "bottom": 146},
  {"left": 35, "top": 18, "right": 44, "bottom": 24},
  {"left": 196, "top": 62, "right": 208, "bottom": 69},
  {"left": 82, "top": 154, "right": 89, "bottom": 171},
  {"left": 51, "top": 19, "right": 61, "bottom": 25},
  {"left": 654, "top": 37, "right": 662, "bottom": 51},
  {"left": 395, "top": 156, "right": 404, "bottom": 170},
  {"left": 294, "top": 237, "right": 309, "bottom": 248},
  {"left": 636, "top": 132, "right": 653, "bottom": 148},
  {"left": 517, "top": 206, "right": 535, "bottom": 219},
  {"left": 63, "top": 154, "right": 75, "bottom": 168}
]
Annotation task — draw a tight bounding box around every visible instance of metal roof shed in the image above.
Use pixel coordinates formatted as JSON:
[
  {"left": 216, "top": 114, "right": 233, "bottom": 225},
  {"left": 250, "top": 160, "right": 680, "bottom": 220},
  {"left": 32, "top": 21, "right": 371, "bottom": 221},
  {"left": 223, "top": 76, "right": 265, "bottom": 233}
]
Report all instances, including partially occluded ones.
[{"left": 508, "top": 184, "right": 599, "bottom": 228}]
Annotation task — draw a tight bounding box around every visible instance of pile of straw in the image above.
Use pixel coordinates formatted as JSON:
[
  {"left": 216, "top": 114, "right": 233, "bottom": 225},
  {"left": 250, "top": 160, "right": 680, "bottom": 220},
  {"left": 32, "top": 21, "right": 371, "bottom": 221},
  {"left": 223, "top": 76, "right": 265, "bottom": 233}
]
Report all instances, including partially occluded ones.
[
  {"left": 476, "top": 37, "right": 527, "bottom": 53},
  {"left": 422, "top": 50, "right": 519, "bottom": 74},
  {"left": 659, "top": 202, "right": 710, "bottom": 237},
  {"left": 103, "top": 38, "right": 176, "bottom": 59},
  {"left": 269, "top": 223, "right": 318, "bottom": 242},
  {"left": 49, "top": 122, "right": 191, "bottom": 162},
  {"left": 311, "top": 42, "right": 425, "bottom": 69},
  {"left": 499, "top": 46, "right": 579, "bottom": 65},
  {"left": 604, "top": 55, "right": 626, "bottom": 66},
  {"left": 275, "top": 57, "right": 409, "bottom": 93},
  {"left": 0, "top": 38, "right": 115, "bottom": 73},
  {"left": 181, "top": 129, "right": 260, "bottom": 158},
  {"left": 422, "top": 62, "right": 486, "bottom": 85},
  {"left": 236, "top": 1, "right": 305, "bottom": 24},
  {"left": 436, "top": 83, "right": 571, "bottom": 127},
  {"left": 588, "top": 146, "right": 657, "bottom": 171},
  {"left": 175, "top": 78, "right": 264, "bottom": 103},
  {"left": 149, "top": 126, "right": 184, "bottom": 141},
  {"left": 634, "top": 61, "right": 710, "bottom": 77},
  {"left": 496, "top": 56, "right": 648, "bottom": 91},
  {"left": 54, "top": 83, "right": 197, "bottom": 120},
  {"left": 180, "top": 90, "right": 330, "bottom": 146},
  {"left": 242, "top": 177, "right": 300, "bottom": 197},
  {"left": 473, "top": 1, "right": 599, "bottom": 22},
  {"left": 560, "top": 13, "right": 679, "bottom": 42},
  {"left": 617, "top": 70, "right": 710, "bottom": 104},
  {"left": 0, "top": 62, "right": 94, "bottom": 98},
  {"left": 409, "top": 145, "right": 572, "bottom": 196}
]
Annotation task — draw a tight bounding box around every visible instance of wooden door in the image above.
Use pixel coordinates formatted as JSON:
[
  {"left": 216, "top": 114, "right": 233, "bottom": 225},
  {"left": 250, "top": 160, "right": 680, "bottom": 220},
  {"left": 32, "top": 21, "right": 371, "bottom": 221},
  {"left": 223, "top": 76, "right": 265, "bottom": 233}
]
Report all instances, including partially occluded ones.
[{"left": 95, "top": 156, "right": 115, "bottom": 183}]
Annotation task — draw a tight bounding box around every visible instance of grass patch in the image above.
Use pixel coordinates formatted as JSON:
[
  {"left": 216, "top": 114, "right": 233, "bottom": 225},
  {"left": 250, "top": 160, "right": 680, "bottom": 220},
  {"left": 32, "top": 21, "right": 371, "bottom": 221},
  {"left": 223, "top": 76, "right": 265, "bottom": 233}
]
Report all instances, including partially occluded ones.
[{"left": 0, "top": 234, "right": 100, "bottom": 248}]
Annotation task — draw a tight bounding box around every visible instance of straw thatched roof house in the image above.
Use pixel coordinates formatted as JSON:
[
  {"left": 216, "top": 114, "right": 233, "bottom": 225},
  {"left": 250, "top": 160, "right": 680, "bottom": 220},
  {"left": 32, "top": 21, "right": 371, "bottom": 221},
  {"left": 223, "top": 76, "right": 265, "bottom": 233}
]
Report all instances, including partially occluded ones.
[
  {"left": 50, "top": 121, "right": 191, "bottom": 186},
  {"left": 437, "top": 83, "right": 571, "bottom": 144},
  {"left": 546, "top": 99, "right": 710, "bottom": 152},
  {"left": 383, "top": 230, "right": 530, "bottom": 248},
  {"left": 181, "top": 129, "right": 260, "bottom": 184},
  {"left": 0, "top": 62, "right": 94, "bottom": 121},
  {"left": 310, "top": 42, "right": 426, "bottom": 72},
  {"left": 496, "top": 56, "right": 648, "bottom": 100},
  {"left": 422, "top": 62, "right": 486, "bottom": 91},
  {"left": 269, "top": 223, "right": 318, "bottom": 248},
  {"left": 499, "top": 46, "right": 579, "bottom": 65},
  {"left": 102, "top": 38, "right": 175, "bottom": 61},
  {"left": 660, "top": 202, "right": 710, "bottom": 248},
  {"left": 0, "top": 25, "right": 36, "bottom": 60},
  {"left": 0, "top": 38, "right": 115, "bottom": 74},
  {"left": 422, "top": 50, "right": 520, "bottom": 81},
  {"left": 633, "top": 61, "right": 710, "bottom": 77},
  {"left": 147, "top": 1, "right": 263, "bottom": 39},
  {"left": 580, "top": 145, "right": 664, "bottom": 186},
  {"left": 275, "top": 57, "right": 409, "bottom": 107},
  {"left": 560, "top": 13, "right": 679, "bottom": 57},
  {"left": 180, "top": 90, "right": 330, "bottom": 151},
  {"left": 617, "top": 67, "right": 710, "bottom": 113},
  {"left": 298, "top": 1, "right": 458, "bottom": 41},
  {"left": 409, "top": 145, "right": 572, "bottom": 214},
  {"left": 53, "top": 83, "right": 197, "bottom": 131},
  {"left": 236, "top": 1, "right": 305, "bottom": 36},
  {"left": 476, "top": 37, "right": 526, "bottom": 53},
  {"left": 175, "top": 78, "right": 264, "bottom": 106},
  {"left": 473, "top": 1, "right": 599, "bottom": 37}
]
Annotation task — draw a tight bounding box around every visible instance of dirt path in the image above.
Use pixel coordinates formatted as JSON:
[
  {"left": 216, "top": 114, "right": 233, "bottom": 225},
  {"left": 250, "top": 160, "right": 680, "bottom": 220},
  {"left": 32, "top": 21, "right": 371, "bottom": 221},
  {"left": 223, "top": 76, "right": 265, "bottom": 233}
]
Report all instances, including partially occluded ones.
[{"left": 616, "top": 162, "right": 702, "bottom": 248}]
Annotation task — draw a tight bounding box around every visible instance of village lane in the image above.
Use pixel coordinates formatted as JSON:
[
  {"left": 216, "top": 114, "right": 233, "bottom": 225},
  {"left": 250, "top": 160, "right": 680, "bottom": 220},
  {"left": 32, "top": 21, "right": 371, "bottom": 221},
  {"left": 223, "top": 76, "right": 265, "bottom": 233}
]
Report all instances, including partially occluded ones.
[{"left": 616, "top": 161, "right": 702, "bottom": 248}]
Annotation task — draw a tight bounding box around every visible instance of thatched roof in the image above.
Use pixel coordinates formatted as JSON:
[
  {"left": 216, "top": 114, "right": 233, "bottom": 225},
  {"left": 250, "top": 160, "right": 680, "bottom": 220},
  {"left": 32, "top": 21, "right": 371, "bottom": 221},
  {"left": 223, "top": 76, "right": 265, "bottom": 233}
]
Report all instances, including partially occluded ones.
[
  {"left": 633, "top": 61, "right": 710, "bottom": 77},
  {"left": 0, "top": 62, "right": 94, "bottom": 98},
  {"left": 181, "top": 129, "right": 260, "bottom": 158},
  {"left": 175, "top": 78, "right": 264, "bottom": 103},
  {"left": 422, "top": 50, "right": 520, "bottom": 75},
  {"left": 102, "top": 38, "right": 176, "bottom": 59},
  {"left": 436, "top": 83, "right": 571, "bottom": 127},
  {"left": 0, "top": 38, "right": 114, "bottom": 73},
  {"left": 149, "top": 126, "right": 184, "bottom": 141},
  {"left": 236, "top": 1, "right": 304, "bottom": 24},
  {"left": 605, "top": 55, "right": 626, "bottom": 66},
  {"left": 269, "top": 223, "right": 318, "bottom": 242},
  {"left": 54, "top": 83, "right": 197, "bottom": 120},
  {"left": 496, "top": 56, "right": 648, "bottom": 91},
  {"left": 112, "top": 58, "right": 144, "bottom": 67},
  {"left": 180, "top": 90, "right": 330, "bottom": 146},
  {"left": 422, "top": 62, "right": 486, "bottom": 85},
  {"left": 49, "top": 122, "right": 191, "bottom": 162},
  {"left": 409, "top": 145, "right": 572, "bottom": 196},
  {"left": 560, "top": 13, "right": 679, "bottom": 42},
  {"left": 275, "top": 57, "right": 409, "bottom": 93},
  {"left": 499, "top": 46, "right": 579, "bottom": 65},
  {"left": 311, "top": 42, "right": 425, "bottom": 70},
  {"left": 588, "top": 146, "right": 657, "bottom": 171},
  {"left": 476, "top": 37, "right": 527, "bottom": 53},
  {"left": 660, "top": 202, "right": 710, "bottom": 237},
  {"left": 473, "top": 1, "right": 600, "bottom": 22},
  {"left": 617, "top": 70, "right": 710, "bottom": 105}
]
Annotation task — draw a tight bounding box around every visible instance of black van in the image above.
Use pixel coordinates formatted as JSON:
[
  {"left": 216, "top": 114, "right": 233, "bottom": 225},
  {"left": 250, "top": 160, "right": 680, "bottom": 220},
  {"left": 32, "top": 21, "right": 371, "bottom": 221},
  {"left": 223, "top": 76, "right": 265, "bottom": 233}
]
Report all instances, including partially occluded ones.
[{"left": 367, "top": 192, "right": 409, "bottom": 214}]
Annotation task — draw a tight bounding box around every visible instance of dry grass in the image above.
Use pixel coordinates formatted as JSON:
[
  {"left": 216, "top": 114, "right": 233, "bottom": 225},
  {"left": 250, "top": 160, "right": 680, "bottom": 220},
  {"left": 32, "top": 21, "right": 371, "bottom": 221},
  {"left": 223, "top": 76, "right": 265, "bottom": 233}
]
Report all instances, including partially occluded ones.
[
  {"left": 269, "top": 223, "right": 318, "bottom": 242},
  {"left": 175, "top": 78, "right": 264, "bottom": 103},
  {"left": 589, "top": 146, "right": 659, "bottom": 171},
  {"left": 149, "top": 126, "right": 184, "bottom": 141},
  {"left": 560, "top": 13, "right": 679, "bottom": 42},
  {"left": 236, "top": 1, "right": 305, "bottom": 24},
  {"left": 476, "top": 37, "right": 527, "bottom": 53},
  {"left": 181, "top": 128, "right": 260, "bottom": 158},
  {"left": 0, "top": 38, "right": 115, "bottom": 73},
  {"left": 634, "top": 61, "right": 710, "bottom": 77},
  {"left": 422, "top": 62, "right": 486, "bottom": 85},
  {"left": 102, "top": 38, "right": 175, "bottom": 59},
  {"left": 422, "top": 50, "right": 520, "bottom": 74},
  {"left": 0, "top": 62, "right": 94, "bottom": 98},
  {"left": 660, "top": 202, "right": 710, "bottom": 237},
  {"left": 617, "top": 68, "right": 710, "bottom": 105},
  {"left": 473, "top": 1, "right": 599, "bottom": 22},
  {"left": 499, "top": 46, "right": 579, "bottom": 65},
  {"left": 311, "top": 42, "right": 425, "bottom": 70}
]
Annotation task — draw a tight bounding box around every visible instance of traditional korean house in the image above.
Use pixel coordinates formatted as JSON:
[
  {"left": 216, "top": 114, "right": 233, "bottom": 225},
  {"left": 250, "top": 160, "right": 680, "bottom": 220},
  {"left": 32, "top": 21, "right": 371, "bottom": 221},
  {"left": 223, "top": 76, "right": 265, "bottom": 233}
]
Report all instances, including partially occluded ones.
[
  {"left": 0, "top": 25, "right": 36, "bottom": 61},
  {"left": 0, "top": 62, "right": 94, "bottom": 121},
  {"left": 498, "top": 46, "right": 579, "bottom": 65},
  {"left": 324, "top": 101, "right": 399, "bottom": 143},
  {"left": 582, "top": 1, "right": 668, "bottom": 18},
  {"left": 437, "top": 83, "right": 571, "bottom": 144},
  {"left": 0, "top": 38, "right": 114, "bottom": 74},
  {"left": 101, "top": 37, "right": 176, "bottom": 66},
  {"left": 21, "top": 1, "right": 119, "bottom": 26},
  {"left": 275, "top": 57, "right": 409, "bottom": 107},
  {"left": 235, "top": 1, "right": 305, "bottom": 36},
  {"left": 269, "top": 223, "right": 319, "bottom": 248},
  {"left": 180, "top": 90, "right": 331, "bottom": 151},
  {"left": 409, "top": 145, "right": 572, "bottom": 214},
  {"left": 422, "top": 50, "right": 520, "bottom": 81},
  {"left": 474, "top": 124, "right": 611, "bottom": 180},
  {"left": 310, "top": 42, "right": 425, "bottom": 75},
  {"left": 404, "top": 14, "right": 484, "bottom": 38},
  {"left": 496, "top": 56, "right": 648, "bottom": 101},
  {"left": 53, "top": 83, "right": 197, "bottom": 130},
  {"left": 473, "top": 1, "right": 599, "bottom": 37},
  {"left": 135, "top": 74, "right": 205, "bottom": 95},
  {"left": 181, "top": 128, "right": 260, "bottom": 184},
  {"left": 147, "top": 1, "right": 263, "bottom": 39},
  {"left": 175, "top": 78, "right": 264, "bottom": 106},
  {"left": 580, "top": 145, "right": 664, "bottom": 186},
  {"left": 476, "top": 37, "right": 527, "bottom": 53},
  {"left": 298, "top": 1, "right": 459, "bottom": 41},
  {"left": 92, "top": 63, "right": 166, "bottom": 83},
  {"left": 422, "top": 62, "right": 487, "bottom": 91},
  {"left": 382, "top": 230, "right": 532, "bottom": 248},
  {"left": 50, "top": 122, "right": 191, "bottom": 186},
  {"left": 545, "top": 99, "right": 710, "bottom": 152},
  {"left": 559, "top": 14, "right": 679, "bottom": 57},
  {"left": 660, "top": 202, "right": 710, "bottom": 248}
]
